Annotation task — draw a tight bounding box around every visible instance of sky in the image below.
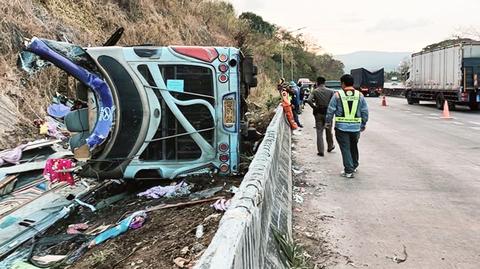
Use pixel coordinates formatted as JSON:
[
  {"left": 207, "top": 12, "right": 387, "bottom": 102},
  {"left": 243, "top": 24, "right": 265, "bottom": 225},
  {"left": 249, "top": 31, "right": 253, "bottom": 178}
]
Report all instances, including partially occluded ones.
[{"left": 228, "top": 0, "right": 480, "bottom": 55}]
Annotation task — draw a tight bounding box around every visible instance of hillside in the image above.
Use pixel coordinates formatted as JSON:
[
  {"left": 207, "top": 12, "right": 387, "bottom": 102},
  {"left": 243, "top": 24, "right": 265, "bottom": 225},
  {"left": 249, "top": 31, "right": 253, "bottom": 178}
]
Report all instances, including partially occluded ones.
[
  {"left": 334, "top": 51, "right": 411, "bottom": 73},
  {"left": 0, "top": 0, "right": 343, "bottom": 149}
]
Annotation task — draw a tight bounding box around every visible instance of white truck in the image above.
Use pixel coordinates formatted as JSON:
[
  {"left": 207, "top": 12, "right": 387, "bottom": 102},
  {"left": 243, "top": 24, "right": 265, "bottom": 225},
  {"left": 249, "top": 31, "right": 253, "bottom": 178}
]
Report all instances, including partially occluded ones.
[{"left": 406, "top": 40, "right": 480, "bottom": 110}]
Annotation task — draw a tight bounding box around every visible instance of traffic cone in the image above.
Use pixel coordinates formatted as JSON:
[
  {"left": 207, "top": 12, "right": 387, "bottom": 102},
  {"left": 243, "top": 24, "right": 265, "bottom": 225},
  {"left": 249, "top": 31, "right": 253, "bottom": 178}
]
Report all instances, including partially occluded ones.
[
  {"left": 381, "top": 96, "right": 387, "bottom": 107},
  {"left": 441, "top": 100, "right": 453, "bottom": 119}
]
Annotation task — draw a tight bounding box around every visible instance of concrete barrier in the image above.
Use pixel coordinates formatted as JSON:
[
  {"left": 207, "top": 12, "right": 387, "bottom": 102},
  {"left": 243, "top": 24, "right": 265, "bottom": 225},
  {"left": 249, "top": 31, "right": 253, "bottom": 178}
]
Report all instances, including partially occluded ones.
[{"left": 195, "top": 107, "right": 292, "bottom": 269}]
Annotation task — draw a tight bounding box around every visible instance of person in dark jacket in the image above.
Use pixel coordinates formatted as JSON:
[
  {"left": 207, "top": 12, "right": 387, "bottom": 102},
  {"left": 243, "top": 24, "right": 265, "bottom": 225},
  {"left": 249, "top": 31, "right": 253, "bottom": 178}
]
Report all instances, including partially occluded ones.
[
  {"left": 289, "top": 81, "right": 303, "bottom": 128},
  {"left": 306, "top": 76, "right": 335, "bottom": 156}
]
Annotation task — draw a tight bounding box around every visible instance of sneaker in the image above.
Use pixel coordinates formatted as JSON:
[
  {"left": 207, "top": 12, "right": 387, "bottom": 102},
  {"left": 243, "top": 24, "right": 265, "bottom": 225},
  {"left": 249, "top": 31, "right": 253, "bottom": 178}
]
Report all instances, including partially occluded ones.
[
  {"left": 341, "top": 172, "right": 354, "bottom": 178},
  {"left": 317, "top": 153, "right": 324, "bottom": 157},
  {"left": 327, "top": 146, "right": 335, "bottom": 153},
  {"left": 353, "top": 168, "right": 358, "bottom": 173}
]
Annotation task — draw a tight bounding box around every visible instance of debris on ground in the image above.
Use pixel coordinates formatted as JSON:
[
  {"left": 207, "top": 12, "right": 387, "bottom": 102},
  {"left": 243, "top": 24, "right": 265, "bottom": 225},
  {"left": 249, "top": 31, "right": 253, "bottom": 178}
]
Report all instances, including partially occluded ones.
[
  {"left": 386, "top": 245, "right": 408, "bottom": 263},
  {"left": 0, "top": 145, "right": 26, "bottom": 166},
  {"left": 228, "top": 186, "right": 239, "bottom": 194},
  {"left": 173, "top": 257, "right": 191, "bottom": 268},
  {"left": 211, "top": 198, "right": 231, "bottom": 211},
  {"left": 292, "top": 168, "right": 304, "bottom": 175},
  {"left": 195, "top": 224, "right": 205, "bottom": 239},
  {"left": 89, "top": 211, "right": 147, "bottom": 248},
  {"left": 294, "top": 193, "right": 304, "bottom": 204},
  {"left": 0, "top": 172, "right": 241, "bottom": 268},
  {"left": 293, "top": 186, "right": 306, "bottom": 204},
  {"left": 67, "top": 223, "right": 89, "bottom": 234},
  {"left": 138, "top": 181, "right": 191, "bottom": 199},
  {"left": 189, "top": 186, "right": 223, "bottom": 200}
]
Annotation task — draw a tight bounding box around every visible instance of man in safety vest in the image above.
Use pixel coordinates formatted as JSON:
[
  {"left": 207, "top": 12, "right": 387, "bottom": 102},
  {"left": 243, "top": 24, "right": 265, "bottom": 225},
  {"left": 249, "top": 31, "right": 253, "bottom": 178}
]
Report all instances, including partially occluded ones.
[{"left": 325, "top": 74, "right": 369, "bottom": 178}]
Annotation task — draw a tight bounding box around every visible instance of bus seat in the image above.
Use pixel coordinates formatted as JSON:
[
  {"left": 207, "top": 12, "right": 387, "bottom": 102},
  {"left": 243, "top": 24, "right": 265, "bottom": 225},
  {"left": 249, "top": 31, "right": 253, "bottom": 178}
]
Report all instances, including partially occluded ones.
[
  {"left": 69, "top": 132, "right": 90, "bottom": 150},
  {"left": 64, "top": 108, "right": 89, "bottom": 132}
]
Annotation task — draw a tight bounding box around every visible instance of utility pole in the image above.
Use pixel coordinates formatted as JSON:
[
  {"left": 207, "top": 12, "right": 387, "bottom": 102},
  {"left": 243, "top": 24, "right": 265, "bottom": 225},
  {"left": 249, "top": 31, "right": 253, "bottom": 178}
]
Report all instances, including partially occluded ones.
[
  {"left": 279, "top": 27, "right": 306, "bottom": 80},
  {"left": 291, "top": 57, "right": 294, "bottom": 81},
  {"left": 281, "top": 44, "right": 284, "bottom": 79}
]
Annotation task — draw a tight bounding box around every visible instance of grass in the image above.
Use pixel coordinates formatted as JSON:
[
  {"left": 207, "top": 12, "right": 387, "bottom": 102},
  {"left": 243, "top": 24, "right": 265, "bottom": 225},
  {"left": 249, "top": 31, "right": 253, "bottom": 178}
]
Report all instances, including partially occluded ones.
[{"left": 272, "top": 225, "right": 311, "bottom": 269}]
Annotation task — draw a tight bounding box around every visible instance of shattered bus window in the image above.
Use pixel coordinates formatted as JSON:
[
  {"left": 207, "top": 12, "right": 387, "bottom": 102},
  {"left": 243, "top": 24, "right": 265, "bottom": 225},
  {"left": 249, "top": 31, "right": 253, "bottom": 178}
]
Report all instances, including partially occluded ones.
[
  {"left": 17, "top": 51, "right": 50, "bottom": 74},
  {"left": 42, "top": 39, "right": 98, "bottom": 72}
]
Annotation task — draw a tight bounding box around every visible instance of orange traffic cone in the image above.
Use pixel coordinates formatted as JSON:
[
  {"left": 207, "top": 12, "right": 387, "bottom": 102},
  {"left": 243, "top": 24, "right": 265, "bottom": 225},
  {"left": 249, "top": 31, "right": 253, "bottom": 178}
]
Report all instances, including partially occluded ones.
[
  {"left": 381, "top": 96, "right": 387, "bottom": 107},
  {"left": 441, "top": 100, "right": 452, "bottom": 119}
]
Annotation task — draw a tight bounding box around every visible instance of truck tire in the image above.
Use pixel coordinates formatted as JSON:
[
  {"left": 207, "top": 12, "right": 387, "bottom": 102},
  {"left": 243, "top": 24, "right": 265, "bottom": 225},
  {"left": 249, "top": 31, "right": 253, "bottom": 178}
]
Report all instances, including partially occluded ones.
[
  {"left": 435, "top": 94, "right": 444, "bottom": 110},
  {"left": 469, "top": 103, "right": 479, "bottom": 110},
  {"left": 448, "top": 102, "right": 456, "bottom": 111},
  {"left": 406, "top": 91, "right": 417, "bottom": 105}
]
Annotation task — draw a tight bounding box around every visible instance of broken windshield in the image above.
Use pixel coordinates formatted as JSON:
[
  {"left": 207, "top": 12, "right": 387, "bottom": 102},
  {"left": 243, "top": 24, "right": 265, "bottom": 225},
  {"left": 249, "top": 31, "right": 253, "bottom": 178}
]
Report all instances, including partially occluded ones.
[
  {"left": 18, "top": 39, "right": 98, "bottom": 74},
  {"left": 19, "top": 38, "right": 114, "bottom": 152}
]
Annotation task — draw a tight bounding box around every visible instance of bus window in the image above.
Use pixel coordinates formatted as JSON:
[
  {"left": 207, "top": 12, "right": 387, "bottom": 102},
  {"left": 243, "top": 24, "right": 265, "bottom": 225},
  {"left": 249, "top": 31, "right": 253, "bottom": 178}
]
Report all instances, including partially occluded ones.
[{"left": 138, "top": 64, "right": 215, "bottom": 161}]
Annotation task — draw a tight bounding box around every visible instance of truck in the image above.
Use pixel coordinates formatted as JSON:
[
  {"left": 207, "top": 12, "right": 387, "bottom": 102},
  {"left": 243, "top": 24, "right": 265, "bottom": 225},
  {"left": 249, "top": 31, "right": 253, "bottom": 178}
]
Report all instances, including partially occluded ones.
[
  {"left": 19, "top": 34, "right": 258, "bottom": 180},
  {"left": 405, "top": 40, "right": 480, "bottom": 110},
  {"left": 351, "top": 68, "right": 384, "bottom": 97}
]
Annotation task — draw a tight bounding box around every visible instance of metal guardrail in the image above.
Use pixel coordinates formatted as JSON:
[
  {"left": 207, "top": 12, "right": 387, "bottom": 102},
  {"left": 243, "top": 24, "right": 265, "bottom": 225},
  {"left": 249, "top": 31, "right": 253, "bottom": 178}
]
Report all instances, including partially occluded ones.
[{"left": 195, "top": 107, "right": 292, "bottom": 269}]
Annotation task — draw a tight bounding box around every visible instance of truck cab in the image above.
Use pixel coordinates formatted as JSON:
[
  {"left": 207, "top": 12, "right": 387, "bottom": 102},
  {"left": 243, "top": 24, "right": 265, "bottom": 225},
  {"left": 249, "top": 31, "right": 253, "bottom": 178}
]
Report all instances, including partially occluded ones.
[{"left": 20, "top": 38, "right": 257, "bottom": 179}]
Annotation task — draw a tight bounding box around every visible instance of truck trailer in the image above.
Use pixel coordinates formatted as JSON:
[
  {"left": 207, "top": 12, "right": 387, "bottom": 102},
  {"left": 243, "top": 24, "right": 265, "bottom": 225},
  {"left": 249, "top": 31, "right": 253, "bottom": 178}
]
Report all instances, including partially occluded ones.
[
  {"left": 350, "top": 68, "right": 384, "bottom": 97},
  {"left": 406, "top": 41, "right": 480, "bottom": 110}
]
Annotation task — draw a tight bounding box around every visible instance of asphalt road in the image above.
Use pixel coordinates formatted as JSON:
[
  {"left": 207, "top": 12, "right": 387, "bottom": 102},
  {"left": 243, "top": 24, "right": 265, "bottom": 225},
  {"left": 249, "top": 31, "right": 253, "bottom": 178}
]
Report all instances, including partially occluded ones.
[{"left": 293, "top": 96, "right": 480, "bottom": 269}]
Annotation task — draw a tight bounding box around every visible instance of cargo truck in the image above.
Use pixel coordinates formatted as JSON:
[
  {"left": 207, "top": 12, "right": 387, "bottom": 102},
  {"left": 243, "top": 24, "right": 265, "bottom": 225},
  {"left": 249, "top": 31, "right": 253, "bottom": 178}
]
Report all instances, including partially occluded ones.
[
  {"left": 351, "top": 68, "right": 384, "bottom": 97},
  {"left": 405, "top": 40, "right": 480, "bottom": 110}
]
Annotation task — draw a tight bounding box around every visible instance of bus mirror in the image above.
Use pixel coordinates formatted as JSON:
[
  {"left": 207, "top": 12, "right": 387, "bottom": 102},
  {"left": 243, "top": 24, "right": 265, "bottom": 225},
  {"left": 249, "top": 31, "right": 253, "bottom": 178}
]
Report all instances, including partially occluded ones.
[{"left": 242, "top": 55, "right": 258, "bottom": 88}]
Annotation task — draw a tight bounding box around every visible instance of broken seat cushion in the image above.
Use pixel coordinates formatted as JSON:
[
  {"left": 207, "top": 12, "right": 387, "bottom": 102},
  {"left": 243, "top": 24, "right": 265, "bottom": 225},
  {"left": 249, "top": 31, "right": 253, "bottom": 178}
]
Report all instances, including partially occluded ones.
[{"left": 64, "top": 108, "right": 89, "bottom": 133}]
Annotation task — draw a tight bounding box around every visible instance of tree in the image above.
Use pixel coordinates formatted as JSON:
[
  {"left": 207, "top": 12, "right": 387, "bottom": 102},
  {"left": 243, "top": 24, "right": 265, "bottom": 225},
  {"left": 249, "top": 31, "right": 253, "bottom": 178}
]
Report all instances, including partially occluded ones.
[
  {"left": 397, "top": 58, "right": 411, "bottom": 82},
  {"left": 239, "top": 12, "right": 277, "bottom": 37}
]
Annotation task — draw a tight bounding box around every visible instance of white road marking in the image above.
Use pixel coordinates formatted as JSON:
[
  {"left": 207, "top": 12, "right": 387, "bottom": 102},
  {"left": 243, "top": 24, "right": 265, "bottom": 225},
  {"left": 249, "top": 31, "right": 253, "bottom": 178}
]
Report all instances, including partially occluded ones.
[
  {"left": 427, "top": 116, "right": 440, "bottom": 120},
  {"left": 468, "top": 121, "right": 480, "bottom": 126},
  {"left": 451, "top": 122, "right": 464, "bottom": 125},
  {"left": 471, "top": 127, "right": 480, "bottom": 131},
  {"left": 412, "top": 113, "right": 424, "bottom": 116}
]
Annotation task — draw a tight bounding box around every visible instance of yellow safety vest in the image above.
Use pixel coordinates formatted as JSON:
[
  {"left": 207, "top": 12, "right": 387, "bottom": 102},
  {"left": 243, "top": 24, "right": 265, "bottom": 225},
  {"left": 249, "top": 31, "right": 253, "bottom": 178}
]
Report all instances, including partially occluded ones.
[{"left": 335, "top": 90, "right": 362, "bottom": 123}]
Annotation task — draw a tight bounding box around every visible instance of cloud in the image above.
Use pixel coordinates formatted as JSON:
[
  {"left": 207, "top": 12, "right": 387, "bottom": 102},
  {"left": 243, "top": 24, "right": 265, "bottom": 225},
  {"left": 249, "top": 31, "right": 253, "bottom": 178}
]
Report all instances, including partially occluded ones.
[{"left": 367, "top": 18, "right": 430, "bottom": 32}]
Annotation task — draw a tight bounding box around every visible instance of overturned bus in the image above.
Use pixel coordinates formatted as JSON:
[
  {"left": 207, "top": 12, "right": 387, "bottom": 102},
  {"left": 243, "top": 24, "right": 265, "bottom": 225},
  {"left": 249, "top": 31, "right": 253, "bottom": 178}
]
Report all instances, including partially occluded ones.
[{"left": 19, "top": 37, "right": 258, "bottom": 179}]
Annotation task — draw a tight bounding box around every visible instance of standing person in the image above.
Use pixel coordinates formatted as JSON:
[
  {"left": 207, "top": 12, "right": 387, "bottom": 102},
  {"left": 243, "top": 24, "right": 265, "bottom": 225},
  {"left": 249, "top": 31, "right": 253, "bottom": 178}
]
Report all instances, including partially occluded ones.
[
  {"left": 298, "top": 82, "right": 304, "bottom": 111},
  {"left": 289, "top": 81, "right": 303, "bottom": 128},
  {"left": 280, "top": 86, "right": 298, "bottom": 130},
  {"left": 306, "top": 76, "right": 335, "bottom": 156},
  {"left": 277, "top": 78, "right": 285, "bottom": 94},
  {"left": 326, "top": 74, "right": 369, "bottom": 178}
]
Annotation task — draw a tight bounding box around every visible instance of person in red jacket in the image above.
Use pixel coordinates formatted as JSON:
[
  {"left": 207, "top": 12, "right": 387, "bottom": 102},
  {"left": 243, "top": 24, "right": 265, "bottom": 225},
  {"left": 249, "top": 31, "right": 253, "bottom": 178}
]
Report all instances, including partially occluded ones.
[{"left": 280, "top": 86, "right": 298, "bottom": 130}]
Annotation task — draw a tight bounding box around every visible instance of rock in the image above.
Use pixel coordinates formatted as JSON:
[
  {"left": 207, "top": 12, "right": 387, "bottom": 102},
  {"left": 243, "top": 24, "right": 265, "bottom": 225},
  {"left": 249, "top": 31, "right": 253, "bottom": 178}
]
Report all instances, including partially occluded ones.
[
  {"left": 174, "top": 257, "right": 190, "bottom": 268},
  {"left": 204, "top": 213, "right": 221, "bottom": 222},
  {"left": 191, "top": 242, "right": 205, "bottom": 253},
  {"left": 180, "top": 246, "right": 189, "bottom": 255}
]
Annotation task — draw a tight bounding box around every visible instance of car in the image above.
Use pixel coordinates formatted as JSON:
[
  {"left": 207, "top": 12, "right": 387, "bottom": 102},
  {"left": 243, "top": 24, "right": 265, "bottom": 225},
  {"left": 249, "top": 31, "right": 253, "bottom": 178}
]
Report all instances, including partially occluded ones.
[{"left": 325, "top": 80, "right": 342, "bottom": 91}]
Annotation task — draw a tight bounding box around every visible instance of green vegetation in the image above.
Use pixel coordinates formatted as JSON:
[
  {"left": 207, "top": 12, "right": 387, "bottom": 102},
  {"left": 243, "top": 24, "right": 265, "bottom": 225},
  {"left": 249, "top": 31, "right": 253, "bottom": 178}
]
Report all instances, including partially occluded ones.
[
  {"left": 238, "top": 12, "right": 344, "bottom": 82},
  {"left": 272, "top": 226, "right": 311, "bottom": 269}
]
